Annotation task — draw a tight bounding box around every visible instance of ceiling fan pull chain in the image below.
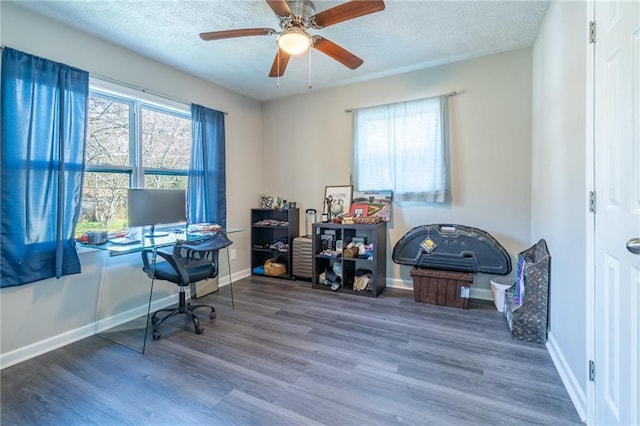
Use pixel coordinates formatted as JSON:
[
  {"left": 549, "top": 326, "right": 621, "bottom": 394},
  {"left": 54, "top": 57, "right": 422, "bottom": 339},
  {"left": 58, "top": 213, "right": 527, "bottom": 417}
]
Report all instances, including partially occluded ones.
[{"left": 308, "top": 47, "right": 312, "bottom": 90}]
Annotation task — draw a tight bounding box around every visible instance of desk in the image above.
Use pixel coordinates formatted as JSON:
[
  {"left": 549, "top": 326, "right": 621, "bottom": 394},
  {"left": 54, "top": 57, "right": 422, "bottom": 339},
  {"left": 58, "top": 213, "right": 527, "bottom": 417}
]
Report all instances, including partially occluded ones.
[
  {"left": 80, "top": 231, "right": 210, "bottom": 256},
  {"left": 84, "top": 229, "right": 241, "bottom": 353}
]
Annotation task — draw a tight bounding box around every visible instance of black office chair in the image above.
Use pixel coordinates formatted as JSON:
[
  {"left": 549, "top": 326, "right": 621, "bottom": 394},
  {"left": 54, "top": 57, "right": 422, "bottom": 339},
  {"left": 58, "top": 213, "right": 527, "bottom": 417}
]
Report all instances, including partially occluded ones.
[{"left": 141, "top": 232, "right": 233, "bottom": 340}]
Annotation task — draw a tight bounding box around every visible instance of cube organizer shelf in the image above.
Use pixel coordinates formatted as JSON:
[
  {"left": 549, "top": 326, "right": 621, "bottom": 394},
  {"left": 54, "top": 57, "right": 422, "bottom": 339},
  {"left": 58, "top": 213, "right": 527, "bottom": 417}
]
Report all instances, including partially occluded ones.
[
  {"left": 251, "top": 208, "right": 299, "bottom": 280},
  {"left": 312, "top": 222, "right": 386, "bottom": 297}
]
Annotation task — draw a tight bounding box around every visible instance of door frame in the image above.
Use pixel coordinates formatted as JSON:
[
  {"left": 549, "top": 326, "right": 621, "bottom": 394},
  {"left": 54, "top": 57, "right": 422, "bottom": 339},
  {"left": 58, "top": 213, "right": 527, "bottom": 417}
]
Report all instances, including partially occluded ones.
[{"left": 585, "top": 0, "right": 595, "bottom": 424}]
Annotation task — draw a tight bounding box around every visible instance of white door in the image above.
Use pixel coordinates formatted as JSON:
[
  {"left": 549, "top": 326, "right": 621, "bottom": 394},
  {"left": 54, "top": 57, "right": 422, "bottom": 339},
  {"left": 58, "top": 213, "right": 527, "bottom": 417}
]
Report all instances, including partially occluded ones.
[{"left": 594, "top": 1, "right": 640, "bottom": 425}]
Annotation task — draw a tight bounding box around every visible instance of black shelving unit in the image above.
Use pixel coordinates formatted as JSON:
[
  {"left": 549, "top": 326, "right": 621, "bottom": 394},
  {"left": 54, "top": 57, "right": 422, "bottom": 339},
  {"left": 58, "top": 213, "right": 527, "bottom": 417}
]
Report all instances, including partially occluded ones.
[
  {"left": 312, "top": 222, "right": 386, "bottom": 297},
  {"left": 251, "top": 208, "right": 299, "bottom": 280}
]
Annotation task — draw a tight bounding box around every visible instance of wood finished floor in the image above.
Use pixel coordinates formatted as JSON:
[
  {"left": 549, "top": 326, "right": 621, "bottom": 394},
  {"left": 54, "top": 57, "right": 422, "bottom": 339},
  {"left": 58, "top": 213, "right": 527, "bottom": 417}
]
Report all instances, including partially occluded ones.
[{"left": 1, "top": 276, "right": 582, "bottom": 425}]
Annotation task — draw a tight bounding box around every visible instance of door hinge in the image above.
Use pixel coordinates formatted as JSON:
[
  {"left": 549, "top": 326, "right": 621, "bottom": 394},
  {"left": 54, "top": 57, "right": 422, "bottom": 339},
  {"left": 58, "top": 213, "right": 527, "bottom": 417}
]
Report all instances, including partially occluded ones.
[
  {"left": 589, "top": 21, "right": 596, "bottom": 43},
  {"left": 589, "top": 191, "right": 596, "bottom": 213},
  {"left": 589, "top": 360, "right": 596, "bottom": 382}
]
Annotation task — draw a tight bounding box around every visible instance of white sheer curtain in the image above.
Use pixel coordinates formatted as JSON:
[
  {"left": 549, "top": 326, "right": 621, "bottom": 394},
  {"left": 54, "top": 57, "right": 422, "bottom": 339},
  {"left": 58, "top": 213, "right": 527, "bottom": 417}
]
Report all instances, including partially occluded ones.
[{"left": 353, "top": 95, "right": 450, "bottom": 203}]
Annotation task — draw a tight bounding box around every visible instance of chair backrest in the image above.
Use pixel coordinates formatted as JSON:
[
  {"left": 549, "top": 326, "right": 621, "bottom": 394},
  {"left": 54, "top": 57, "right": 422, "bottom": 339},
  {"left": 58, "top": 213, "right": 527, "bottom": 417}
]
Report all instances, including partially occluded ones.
[
  {"left": 174, "top": 232, "right": 233, "bottom": 278},
  {"left": 178, "top": 231, "right": 233, "bottom": 253},
  {"left": 142, "top": 232, "right": 233, "bottom": 285}
]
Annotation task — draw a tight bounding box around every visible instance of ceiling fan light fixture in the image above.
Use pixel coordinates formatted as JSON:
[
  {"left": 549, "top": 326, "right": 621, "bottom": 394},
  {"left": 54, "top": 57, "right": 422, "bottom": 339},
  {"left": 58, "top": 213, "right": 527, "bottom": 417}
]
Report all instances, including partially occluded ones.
[{"left": 277, "top": 28, "right": 311, "bottom": 55}]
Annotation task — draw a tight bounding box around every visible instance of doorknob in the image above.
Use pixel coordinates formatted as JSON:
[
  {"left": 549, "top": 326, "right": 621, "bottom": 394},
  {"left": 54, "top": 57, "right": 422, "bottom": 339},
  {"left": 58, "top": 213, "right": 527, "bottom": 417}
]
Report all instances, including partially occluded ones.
[{"left": 628, "top": 238, "right": 640, "bottom": 255}]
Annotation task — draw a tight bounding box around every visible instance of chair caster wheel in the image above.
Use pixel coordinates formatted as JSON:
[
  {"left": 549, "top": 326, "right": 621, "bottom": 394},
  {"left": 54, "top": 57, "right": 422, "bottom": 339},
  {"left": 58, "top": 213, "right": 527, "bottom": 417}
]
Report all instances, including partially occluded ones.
[
  {"left": 195, "top": 327, "right": 204, "bottom": 335},
  {"left": 153, "top": 332, "right": 161, "bottom": 340}
]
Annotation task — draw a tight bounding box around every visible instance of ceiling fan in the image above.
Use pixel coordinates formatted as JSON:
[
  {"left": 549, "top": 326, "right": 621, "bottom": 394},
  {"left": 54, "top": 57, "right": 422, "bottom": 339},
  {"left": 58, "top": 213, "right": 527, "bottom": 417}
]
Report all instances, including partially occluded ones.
[{"left": 199, "top": 0, "right": 385, "bottom": 78}]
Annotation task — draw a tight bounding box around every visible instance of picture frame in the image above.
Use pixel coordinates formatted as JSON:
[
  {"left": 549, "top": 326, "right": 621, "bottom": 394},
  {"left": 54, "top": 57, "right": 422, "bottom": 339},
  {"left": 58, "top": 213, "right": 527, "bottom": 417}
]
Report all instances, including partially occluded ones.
[
  {"left": 350, "top": 203, "right": 369, "bottom": 218},
  {"left": 324, "top": 185, "right": 352, "bottom": 219},
  {"left": 320, "top": 234, "right": 335, "bottom": 251},
  {"left": 352, "top": 237, "right": 367, "bottom": 246},
  {"left": 259, "top": 193, "right": 274, "bottom": 209},
  {"left": 351, "top": 190, "right": 393, "bottom": 222}
]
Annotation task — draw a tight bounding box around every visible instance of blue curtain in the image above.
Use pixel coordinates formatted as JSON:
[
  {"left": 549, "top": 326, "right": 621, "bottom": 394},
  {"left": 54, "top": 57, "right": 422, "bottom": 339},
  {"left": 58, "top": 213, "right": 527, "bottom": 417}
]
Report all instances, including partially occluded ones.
[
  {"left": 187, "top": 104, "right": 226, "bottom": 228},
  {"left": 1, "top": 48, "right": 89, "bottom": 288}
]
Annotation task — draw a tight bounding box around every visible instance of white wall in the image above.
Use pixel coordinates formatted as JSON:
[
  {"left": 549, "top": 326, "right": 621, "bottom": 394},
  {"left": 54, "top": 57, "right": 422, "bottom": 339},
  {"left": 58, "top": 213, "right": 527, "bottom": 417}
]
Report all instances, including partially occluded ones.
[
  {"left": 531, "top": 1, "right": 588, "bottom": 419},
  {"left": 262, "top": 48, "right": 534, "bottom": 297},
  {"left": 0, "top": 3, "right": 261, "bottom": 364}
]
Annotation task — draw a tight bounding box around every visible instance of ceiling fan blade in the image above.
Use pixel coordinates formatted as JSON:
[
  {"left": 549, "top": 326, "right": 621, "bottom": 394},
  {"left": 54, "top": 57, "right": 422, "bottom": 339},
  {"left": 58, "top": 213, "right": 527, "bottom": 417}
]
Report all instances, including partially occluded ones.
[
  {"left": 199, "top": 28, "right": 275, "bottom": 41},
  {"left": 265, "top": 0, "right": 292, "bottom": 17},
  {"left": 310, "top": 0, "right": 385, "bottom": 28},
  {"left": 313, "top": 36, "right": 363, "bottom": 70},
  {"left": 269, "top": 49, "right": 291, "bottom": 77}
]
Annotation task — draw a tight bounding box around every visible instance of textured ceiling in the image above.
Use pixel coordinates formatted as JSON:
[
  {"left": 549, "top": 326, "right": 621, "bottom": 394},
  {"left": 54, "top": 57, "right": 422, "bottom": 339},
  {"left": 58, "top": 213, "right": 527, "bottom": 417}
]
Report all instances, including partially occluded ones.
[{"left": 13, "top": 0, "right": 550, "bottom": 102}]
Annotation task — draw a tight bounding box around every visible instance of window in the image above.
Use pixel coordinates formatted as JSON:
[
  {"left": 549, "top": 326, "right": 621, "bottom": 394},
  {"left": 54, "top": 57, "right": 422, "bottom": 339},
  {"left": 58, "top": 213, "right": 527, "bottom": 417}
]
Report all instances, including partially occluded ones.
[
  {"left": 79, "top": 82, "right": 191, "bottom": 235},
  {"left": 353, "top": 95, "right": 450, "bottom": 203}
]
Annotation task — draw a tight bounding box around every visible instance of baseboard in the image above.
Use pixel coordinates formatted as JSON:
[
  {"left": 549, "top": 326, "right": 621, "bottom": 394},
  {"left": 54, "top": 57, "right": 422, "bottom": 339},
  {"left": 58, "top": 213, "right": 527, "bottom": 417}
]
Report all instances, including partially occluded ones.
[
  {"left": 387, "top": 278, "right": 494, "bottom": 301},
  {"left": 469, "top": 287, "right": 493, "bottom": 301},
  {"left": 1, "top": 294, "right": 176, "bottom": 371},
  {"left": 546, "top": 331, "right": 587, "bottom": 423},
  {"left": 0, "top": 323, "right": 97, "bottom": 370},
  {"left": 387, "top": 277, "right": 413, "bottom": 291},
  {"left": 220, "top": 268, "right": 251, "bottom": 287},
  {"left": 95, "top": 294, "right": 175, "bottom": 333},
  {"left": 1, "top": 269, "right": 254, "bottom": 370}
]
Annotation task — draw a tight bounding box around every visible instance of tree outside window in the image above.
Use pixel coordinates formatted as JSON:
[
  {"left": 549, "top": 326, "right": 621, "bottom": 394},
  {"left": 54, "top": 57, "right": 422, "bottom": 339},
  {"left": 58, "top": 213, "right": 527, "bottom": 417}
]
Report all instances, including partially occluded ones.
[{"left": 77, "top": 91, "right": 191, "bottom": 235}]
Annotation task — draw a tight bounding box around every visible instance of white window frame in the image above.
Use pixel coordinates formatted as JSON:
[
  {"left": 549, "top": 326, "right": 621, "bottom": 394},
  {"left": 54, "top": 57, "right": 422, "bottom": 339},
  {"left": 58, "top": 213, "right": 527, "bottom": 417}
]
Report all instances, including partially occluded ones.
[
  {"left": 86, "top": 77, "right": 191, "bottom": 189},
  {"left": 78, "top": 77, "right": 192, "bottom": 234}
]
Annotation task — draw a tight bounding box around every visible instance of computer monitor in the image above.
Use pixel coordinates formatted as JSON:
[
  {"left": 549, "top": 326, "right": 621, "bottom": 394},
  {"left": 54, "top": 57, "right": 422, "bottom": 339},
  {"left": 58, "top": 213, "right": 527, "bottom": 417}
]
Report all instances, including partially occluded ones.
[{"left": 127, "top": 188, "right": 186, "bottom": 237}]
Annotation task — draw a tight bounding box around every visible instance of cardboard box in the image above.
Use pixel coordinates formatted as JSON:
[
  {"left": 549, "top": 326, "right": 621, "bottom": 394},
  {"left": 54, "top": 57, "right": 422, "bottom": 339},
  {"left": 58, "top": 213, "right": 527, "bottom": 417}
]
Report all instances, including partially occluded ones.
[
  {"left": 410, "top": 267, "right": 474, "bottom": 309},
  {"left": 265, "top": 259, "right": 287, "bottom": 276}
]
